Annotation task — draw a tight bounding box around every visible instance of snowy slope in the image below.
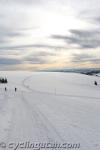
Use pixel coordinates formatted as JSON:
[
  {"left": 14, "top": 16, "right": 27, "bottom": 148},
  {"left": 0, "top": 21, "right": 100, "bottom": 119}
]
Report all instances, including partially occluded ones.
[{"left": 0, "top": 71, "right": 100, "bottom": 150}]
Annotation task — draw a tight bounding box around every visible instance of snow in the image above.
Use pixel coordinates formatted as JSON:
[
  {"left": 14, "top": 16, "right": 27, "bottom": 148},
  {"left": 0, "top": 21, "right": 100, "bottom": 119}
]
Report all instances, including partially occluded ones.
[{"left": 0, "top": 71, "right": 100, "bottom": 150}]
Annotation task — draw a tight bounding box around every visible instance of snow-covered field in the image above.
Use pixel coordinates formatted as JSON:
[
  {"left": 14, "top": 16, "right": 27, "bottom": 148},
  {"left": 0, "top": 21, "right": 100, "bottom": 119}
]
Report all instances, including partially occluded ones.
[{"left": 0, "top": 71, "right": 100, "bottom": 150}]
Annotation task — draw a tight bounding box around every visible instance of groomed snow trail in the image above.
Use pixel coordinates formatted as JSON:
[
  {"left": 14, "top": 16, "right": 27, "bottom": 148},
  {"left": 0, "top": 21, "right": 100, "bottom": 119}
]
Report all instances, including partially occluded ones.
[{"left": 0, "top": 72, "right": 100, "bottom": 150}]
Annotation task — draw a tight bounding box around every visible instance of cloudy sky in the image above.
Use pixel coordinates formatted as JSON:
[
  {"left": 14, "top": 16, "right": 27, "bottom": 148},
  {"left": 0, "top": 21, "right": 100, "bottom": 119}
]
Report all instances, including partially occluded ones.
[{"left": 0, "top": 0, "right": 100, "bottom": 70}]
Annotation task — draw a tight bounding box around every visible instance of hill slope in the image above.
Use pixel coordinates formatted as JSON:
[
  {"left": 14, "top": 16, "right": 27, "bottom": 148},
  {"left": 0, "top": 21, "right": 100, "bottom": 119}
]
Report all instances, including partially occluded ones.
[{"left": 0, "top": 71, "right": 100, "bottom": 150}]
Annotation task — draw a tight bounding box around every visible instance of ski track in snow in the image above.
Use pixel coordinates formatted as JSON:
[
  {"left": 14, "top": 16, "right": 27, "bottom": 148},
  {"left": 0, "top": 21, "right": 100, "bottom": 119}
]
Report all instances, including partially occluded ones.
[
  {"left": 22, "top": 75, "right": 100, "bottom": 102},
  {"left": 0, "top": 72, "right": 100, "bottom": 150},
  {"left": 22, "top": 74, "right": 100, "bottom": 149}
]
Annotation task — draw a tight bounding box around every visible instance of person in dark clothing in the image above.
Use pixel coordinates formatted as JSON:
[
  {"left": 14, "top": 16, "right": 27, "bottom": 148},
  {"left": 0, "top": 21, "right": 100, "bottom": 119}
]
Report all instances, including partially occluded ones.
[
  {"left": 5, "top": 87, "right": 7, "bottom": 91},
  {"left": 94, "top": 81, "right": 97, "bottom": 86},
  {"left": 15, "top": 87, "right": 17, "bottom": 92}
]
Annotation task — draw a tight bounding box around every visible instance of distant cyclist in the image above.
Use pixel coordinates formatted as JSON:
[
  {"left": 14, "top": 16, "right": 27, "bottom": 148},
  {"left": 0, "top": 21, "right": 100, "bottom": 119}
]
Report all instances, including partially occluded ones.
[
  {"left": 15, "top": 87, "right": 17, "bottom": 92},
  {"left": 94, "top": 81, "right": 97, "bottom": 86},
  {"left": 5, "top": 87, "right": 7, "bottom": 91}
]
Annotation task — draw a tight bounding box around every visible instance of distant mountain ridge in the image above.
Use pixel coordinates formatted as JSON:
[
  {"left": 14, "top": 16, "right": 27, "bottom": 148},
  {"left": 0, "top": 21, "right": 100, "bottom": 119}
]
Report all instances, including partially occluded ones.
[{"left": 43, "top": 68, "right": 100, "bottom": 75}]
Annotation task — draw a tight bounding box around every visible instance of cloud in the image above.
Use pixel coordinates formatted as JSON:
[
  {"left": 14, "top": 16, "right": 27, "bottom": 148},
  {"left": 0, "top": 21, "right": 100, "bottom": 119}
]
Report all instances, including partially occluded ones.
[
  {"left": 89, "top": 16, "right": 100, "bottom": 25},
  {"left": 0, "top": 0, "right": 43, "bottom": 5},
  {"left": 0, "top": 44, "right": 65, "bottom": 51},
  {"left": 71, "top": 53, "right": 100, "bottom": 64},
  {"left": 24, "top": 57, "right": 46, "bottom": 64},
  {"left": 0, "top": 50, "right": 55, "bottom": 67},
  {"left": 0, "top": 0, "right": 99, "bottom": 70},
  {"left": 77, "top": 7, "right": 100, "bottom": 27},
  {"left": 0, "top": 25, "right": 25, "bottom": 44},
  {"left": 23, "top": 51, "right": 56, "bottom": 64},
  {"left": 52, "top": 29, "right": 100, "bottom": 49},
  {"left": 0, "top": 57, "right": 22, "bottom": 65},
  {"left": 31, "top": 51, "right": 56, "bottom": 57}
]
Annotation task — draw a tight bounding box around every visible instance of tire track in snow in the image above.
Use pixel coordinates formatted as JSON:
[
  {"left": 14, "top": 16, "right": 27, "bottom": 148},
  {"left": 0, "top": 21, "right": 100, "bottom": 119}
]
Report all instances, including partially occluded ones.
[
  {"left": 22, "top": 75, "right": 100, "bottom": 102},
  {"left": 4, "top": 90, "right": 94, "bottom": 150},
  {"left": 5, "top": 92, "right": 40, "bottom": 142},
  {"left": 22, "top": 74, "right": 99, "bottom": 149},
  {"left": 21, "top": 91, "right": 64, "bottom": 142},
  {"left": 5, "top": 90, "right": 64, "bottom": 144},
  {"left": 2, "top": 74, "right": 99, "bottom": 150}
]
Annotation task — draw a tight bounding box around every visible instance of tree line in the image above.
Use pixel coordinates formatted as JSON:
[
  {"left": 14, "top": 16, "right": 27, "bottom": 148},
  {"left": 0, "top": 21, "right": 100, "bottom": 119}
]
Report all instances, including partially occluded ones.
[{"left": 0, "top": 77, "right": 8, "bottom": 84}]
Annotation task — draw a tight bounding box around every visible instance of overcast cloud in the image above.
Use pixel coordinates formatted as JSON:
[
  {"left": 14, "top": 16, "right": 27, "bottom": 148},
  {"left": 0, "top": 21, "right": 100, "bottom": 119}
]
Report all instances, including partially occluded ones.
[{"left": 0, "top": 0, "right": 100, "bottom": 70}]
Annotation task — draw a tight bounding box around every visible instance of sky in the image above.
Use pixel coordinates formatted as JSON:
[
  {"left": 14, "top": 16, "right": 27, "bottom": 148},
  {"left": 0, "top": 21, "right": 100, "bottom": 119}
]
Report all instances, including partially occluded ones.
[{"left": 0, "top": 0, "right": 100, "bottom": 70}]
